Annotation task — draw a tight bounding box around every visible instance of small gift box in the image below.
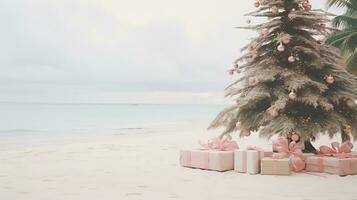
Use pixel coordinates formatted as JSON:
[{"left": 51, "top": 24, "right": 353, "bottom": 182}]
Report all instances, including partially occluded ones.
[
  {"left": 261, "top": 158, "right": 291, "bottom": 175},
  {"left": 305, "top": 142, "right": 357, "bottom": 176},
  {"left": 271, "top": 138, "right": 306, "bottom": 172},
  {"left": 180, "top": 137, "right": 238, "bottom": 172},
  {"left": 234, "top": 147, "right": 273, "bottom": 174}
]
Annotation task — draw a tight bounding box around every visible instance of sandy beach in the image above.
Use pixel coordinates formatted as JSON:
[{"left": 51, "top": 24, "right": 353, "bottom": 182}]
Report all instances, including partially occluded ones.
[{"left": 1, "top": 127, "right": 357, "bottom": 200}]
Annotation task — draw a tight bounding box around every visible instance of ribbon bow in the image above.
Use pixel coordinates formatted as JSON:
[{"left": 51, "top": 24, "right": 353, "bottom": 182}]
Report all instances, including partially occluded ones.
[
  {"left": 272, "top": 138, "right": 305, "bottom": 172},
  {"left": 319, "top": 142, "right": 354, "bottom": 158},
  {"left": 199, "top": 137, "right": 239, "bottom": 151}
]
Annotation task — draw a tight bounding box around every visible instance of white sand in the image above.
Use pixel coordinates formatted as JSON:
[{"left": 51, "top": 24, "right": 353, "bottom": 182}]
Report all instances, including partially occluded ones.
[{"left": 1, "top": 129, "right": 357, "bottom": 200}]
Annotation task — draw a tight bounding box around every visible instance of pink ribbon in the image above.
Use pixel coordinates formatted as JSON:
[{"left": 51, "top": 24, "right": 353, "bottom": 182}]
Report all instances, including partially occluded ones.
[
  {"left": 199, "top": 137, "right": 239, "bottom": 151},
  {"left": 319, "top": 142, "right": 355, "bottom": 158},
  {"left": 246, "top": 146, "right": 261, "bottom": 151},
  {"left": 272, "top": 138, "right": 305, "bottom": 172}
]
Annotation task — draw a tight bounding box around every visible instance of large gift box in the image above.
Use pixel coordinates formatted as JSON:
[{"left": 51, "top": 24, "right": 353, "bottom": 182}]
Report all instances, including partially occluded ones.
[
  {"left": 305, "top": 141, "right": 357, "bottom": 176},
  {"left": 234, "top": 148, "right": 273, "bottom": 174},
  {"left": 261, "top": 158, "right": 291, "bottom": 175},
  {"left": 306, "top": 156, "right": 357, "bottom": 176},
  {"left": 180, "top": 137, "right": 238, "bottom": 172},
  {"left": 180, "top": 149, "right": 234, "bottom": 172}
]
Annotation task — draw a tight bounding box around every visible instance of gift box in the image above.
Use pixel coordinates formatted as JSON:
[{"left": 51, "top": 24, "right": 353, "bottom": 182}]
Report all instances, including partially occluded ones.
[
  {"left": 180, "top": 137, "right": 238, "bottom": 172},
  {"left": 180, "top": 149, "right": 234, "bottom": 172},
  {"left": 302, "top": 153, "right": 315, "bottom": 161},
  {"left": 305, "top": 156, "right": 357, "bottom": 176},
  {"left": 234, "top": 148, "right": 273, "bottom": 174},
  {"left": 261, "top": 158, "right": 291, "bottom": 175}
]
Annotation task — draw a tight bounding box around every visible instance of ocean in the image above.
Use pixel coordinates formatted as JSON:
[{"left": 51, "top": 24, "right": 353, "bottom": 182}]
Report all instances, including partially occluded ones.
[{"left": 0, "top": 102, "right": 224, "bottom": 149}]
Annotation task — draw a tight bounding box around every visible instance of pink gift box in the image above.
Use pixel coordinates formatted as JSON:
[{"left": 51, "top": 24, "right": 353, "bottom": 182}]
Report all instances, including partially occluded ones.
[
  {"left": 306, "top": 156, "right": 357, "bottom": 176},
  {"left": 180, "top": 149, "right": 234, "bottom": 172},
  {"left": 302, "top": 153, "right": 315, "bottom": 161}
]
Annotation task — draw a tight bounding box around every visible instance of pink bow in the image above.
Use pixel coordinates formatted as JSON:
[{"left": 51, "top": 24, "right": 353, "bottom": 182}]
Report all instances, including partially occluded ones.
[
  {"left": 319, "top": 142, "right": 354, "bottom": 158},
  {"left": 199, "top": 137, "right": 239, "bottom": 151},
  {"left": 246, "top": 146, "right": 261, "bottom": 151},
  {"left": 272, "top": 138, "right": 305, "bottom": 172}
]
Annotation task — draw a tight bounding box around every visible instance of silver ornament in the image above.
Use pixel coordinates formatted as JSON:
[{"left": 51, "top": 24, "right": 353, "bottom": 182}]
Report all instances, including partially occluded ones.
[
  {"left": 277, "top": 44, "right": 285, "bottom": 52},
  {"left": 288, "top": 56, "right": 296, "bottom": 63}
]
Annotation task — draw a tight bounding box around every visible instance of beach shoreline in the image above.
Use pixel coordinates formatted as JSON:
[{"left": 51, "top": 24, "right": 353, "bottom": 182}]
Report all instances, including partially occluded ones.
[{"left": 1, "top": 129, "right": 357, "bottom": 200}]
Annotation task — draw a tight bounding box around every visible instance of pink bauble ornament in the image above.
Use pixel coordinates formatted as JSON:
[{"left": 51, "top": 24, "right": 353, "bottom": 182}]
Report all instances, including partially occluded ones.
[
  {"left": 288, "top": 56, "right": 296, "bottom": 63},
  {"left": 343, "top": 125, "right": 352, "bottom": 134},
  {"left": 271, "top": 6, "right": 279, "bottom": 15},
  {"left": 254, "top": 1, "right": 260, "bottom": 7},
  {"left": 320, "top": 23, "right": 326, "bottom": 28},
  {"left": 277, "top": 44, "right": 285, "bottom": 52},
  {"left": 228, "top": 69, "right": 235, "bottom": 75},
  {"left": 242, "top": 129, "right": 251, "bottom": 136},
  {"left": 291, "top": 133, "right": 300, "bottom": 142},
  {"left": 269, "top": 109, "right": 279, "bottom": 117},
  {"left": 347, "top": 99, "right": 355, "bottom": 107},
  {"left": 248, "top": 77, "right": 258, "bottom": 86},
  {"left": 326, "top": 75, "right": 335, "bottom": 84},
  {"left": 305, "top": 4, "right": 312, "bottom": 11},
  {"left": 303, "top": 1, "right": 309, "bottom": 7},
  {"left": 234, "top": 63, "right": 239, "bottom": 69},
  {"left": 235, "top": 121, "right": 241, "bottom": 128},
  {"left": 289, "top": 91, "right": 297, "bottom": 100},
  {"left": 282, "top": 36, "right": 291, "bottom": 44}
]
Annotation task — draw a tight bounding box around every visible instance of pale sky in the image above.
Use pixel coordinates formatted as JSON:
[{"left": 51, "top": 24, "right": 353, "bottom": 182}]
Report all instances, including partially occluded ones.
[{"left": 0, "top": 0, "right": 336, "bottom": 104}]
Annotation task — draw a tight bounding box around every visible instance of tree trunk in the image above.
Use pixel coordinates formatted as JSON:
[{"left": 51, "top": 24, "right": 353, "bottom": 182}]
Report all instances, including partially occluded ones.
[
  {"left": 303, "top": 140, "right": 318, "bottom": 154},
  {"left": 341, "top": 131, "right": 350, "bottom": 142}
]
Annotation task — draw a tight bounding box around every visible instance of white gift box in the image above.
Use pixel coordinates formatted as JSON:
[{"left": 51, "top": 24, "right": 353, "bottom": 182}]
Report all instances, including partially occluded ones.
[{"left": 234, "top": 149, "right": 273, "bottom": 174}]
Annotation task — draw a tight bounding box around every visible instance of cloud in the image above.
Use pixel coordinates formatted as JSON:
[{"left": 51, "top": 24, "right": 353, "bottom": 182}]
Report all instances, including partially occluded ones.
[{"left": 0, "top": 0, "right": 334, "bottom": 104}]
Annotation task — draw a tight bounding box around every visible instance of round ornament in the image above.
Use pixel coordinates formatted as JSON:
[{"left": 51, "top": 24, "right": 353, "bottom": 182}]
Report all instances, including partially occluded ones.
[
  {"left": 347, "top": 99, "right": 355, "bottom": 108},
  {"left": 242, "top": 129, "right": 251, "bottom": 137},
  {"left": 269, "top": 109, "right": 279, "bottom": 117},
  {"left": 271, "top": 6, "right": 279, "bottom": 15},
  {"left": 288, "top": 56, "right": 296, "bottom": 63},
  {"left": 282, "top": 36, "right": 291, "bottom": 44},
  {"left": 234, "top": 63, "right": 240, "bottom": 69},
  {"left": 248, "top": 77, "right": 258, "bottom": 86},
  {"left": 277, "top": 44, "right": 285, "bottom": 52},
  {"left": 291, "top": 133, "right": 300, "bottom": 142},
  {"left": 343, "top": 125, "right": 352, "bottom": 134},
  {"left": 304, "top": 4, "right": 312, "bottom": 11},
  {"left": 326, "top": 75, "right": 335, "bottom": 84},
  {"left": 289, "top": 91, "right": 297, "bottom": 100},
  {"left": 235, "top": 121, "right": 241, "bottom": 128},
  {"left": 228, "top": 69, "right": 235, "bottom": 75},
  {"left": 254, "top": 1, "right": 260, "bottom": 7}
]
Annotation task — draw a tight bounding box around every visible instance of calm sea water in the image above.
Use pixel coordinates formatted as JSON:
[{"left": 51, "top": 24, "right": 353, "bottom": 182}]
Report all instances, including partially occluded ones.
[{"left": 0, "top": 102, "right": 224, "bottom": 149}]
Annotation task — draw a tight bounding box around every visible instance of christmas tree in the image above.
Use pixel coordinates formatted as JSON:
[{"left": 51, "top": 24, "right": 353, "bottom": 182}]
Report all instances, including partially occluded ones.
[{"left": 209, "top": 0, "right": 357, "bottom": 146}]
